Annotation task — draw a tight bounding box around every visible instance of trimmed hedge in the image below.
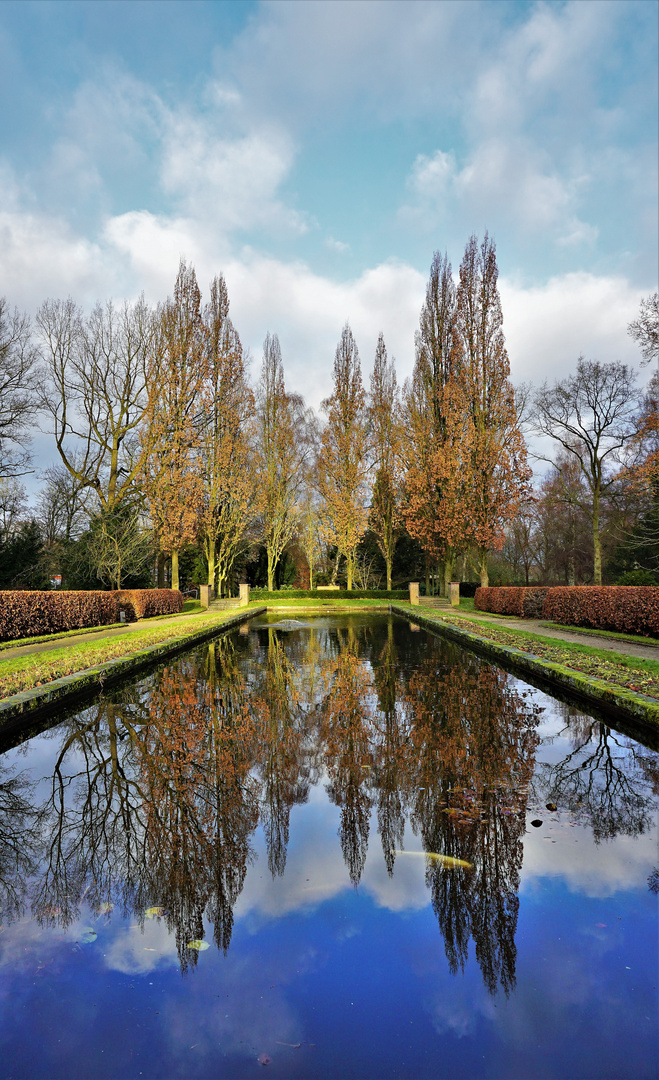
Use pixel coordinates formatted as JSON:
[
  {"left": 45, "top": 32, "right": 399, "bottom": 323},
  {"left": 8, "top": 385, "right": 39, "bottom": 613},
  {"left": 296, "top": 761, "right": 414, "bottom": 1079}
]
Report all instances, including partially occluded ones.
[
  {"left": 474, "top": 585, "right": 659, "bottom": 637},
  {"left": 542, "top": 586, "right": 659, "bottom": 637},
  {"left": 249, "top": 588, "right": 408, "bottom": 600},
  {"left": 117, "top": 589, "right": 184, "bottom": 620},
  {"left": 474, "top": 587, "right": 548, "bottom": 618},
  {"left": 0, "top": 588, "right": 184, "bottom": 642}
]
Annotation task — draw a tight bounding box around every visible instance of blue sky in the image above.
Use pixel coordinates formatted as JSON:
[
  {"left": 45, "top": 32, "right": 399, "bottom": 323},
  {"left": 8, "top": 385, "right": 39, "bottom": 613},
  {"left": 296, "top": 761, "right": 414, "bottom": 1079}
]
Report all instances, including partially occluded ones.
[{"left": 0, "top": 0, "right": 656, "bottom": 412}]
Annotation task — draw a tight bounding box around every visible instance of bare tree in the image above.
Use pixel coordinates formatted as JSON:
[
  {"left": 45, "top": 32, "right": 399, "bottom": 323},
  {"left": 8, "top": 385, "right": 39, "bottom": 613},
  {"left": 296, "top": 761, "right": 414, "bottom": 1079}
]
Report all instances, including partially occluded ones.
[
  {"left": 628, "top": 293, "right": 659, "bottom": 366},
  {"left": 0, "top": 298, "right": 39, "bottom": 479},
  {"left": 533, "top": 358, "right": 640, "bottom": 584},
  {"left": 36, "top": 462, "right": 89, "bottom": 545},
  {"left": 37, "top": 296, "right": 155, "bottom": 511}
]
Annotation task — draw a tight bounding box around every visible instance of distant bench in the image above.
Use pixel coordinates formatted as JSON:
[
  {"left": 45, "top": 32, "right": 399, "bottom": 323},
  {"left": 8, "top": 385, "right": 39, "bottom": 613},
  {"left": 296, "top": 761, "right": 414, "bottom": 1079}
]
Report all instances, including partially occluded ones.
[{"left": 316, "top": 585, "right": 340, "bottom": 591}]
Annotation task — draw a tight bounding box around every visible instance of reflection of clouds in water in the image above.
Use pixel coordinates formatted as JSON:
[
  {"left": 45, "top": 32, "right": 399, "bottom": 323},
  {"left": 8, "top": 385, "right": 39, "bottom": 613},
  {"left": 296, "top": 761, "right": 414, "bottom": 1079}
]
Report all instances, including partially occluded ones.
[
  {"left": 426, "top": 979, "right": 496, "bottom": 1039},
  {"left": 521, "top": 822, "right": 658, "bottom": 898},
  {"left": 0, "top": 916, "right": 70, "bottom": 974},
  {"left": 103, "top": 918, "right": 179, "bottom": 975},
  {"left": 237, "top": 809, "right": 429, "bottom": 927},
  {"left": 160, "top": 944, "right": 313, "bottom": 1066}
]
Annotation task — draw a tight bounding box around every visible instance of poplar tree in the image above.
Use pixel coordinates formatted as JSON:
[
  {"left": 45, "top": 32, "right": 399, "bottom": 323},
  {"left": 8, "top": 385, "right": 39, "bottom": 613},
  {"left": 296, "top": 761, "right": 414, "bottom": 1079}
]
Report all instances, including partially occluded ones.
[
  {"left": 256, "top": 333, "right": 311, "bottom": 591},
  {"left": 201, "top": 275, "right": 255, "bottom": 597},
  {"left": 318, "top": 324, "right": 369, "bottom": 591},
  {"left": 368, "top": 333, "right": 400, "bottom": 591},
  {"left": 455, "top": 234, "right": 530, "bottom": 587},
  {"left": 142, "top": 261, "right": 206, "bottom": 591},
  {"left": 401, "top": 251, "right": 467, "bottom": 594}
]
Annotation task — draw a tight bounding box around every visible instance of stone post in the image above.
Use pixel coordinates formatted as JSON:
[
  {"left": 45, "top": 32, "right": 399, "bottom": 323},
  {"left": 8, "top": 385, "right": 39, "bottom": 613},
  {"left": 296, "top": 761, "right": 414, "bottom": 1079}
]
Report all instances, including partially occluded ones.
[
  {"left": 409, "top": 582, "right": 420, "bottom": 606},
  {"left": 200, "top": 584, "right": 213, "bottom": 608},
  {"left": 239, "top": 583, "right": 250, "bottom": 607},
  {"left": 449, "top": 581, "right": 460, "bottom": 607}
]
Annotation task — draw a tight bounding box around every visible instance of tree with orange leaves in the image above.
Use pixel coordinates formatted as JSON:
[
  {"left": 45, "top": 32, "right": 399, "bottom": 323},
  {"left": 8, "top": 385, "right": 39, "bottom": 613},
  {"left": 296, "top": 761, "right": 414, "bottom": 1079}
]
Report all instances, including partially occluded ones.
[
  {"left": 255, "top": 332, "right": 312, "bottom": 591},
  {"left": 142, "top": 261, "right": 206, "bottom": 591},
  {"left": 401, "top": 251, "right": 468, "bottom": 594},
  {"left": 317, "top": 324, "right": 370, "bottom": 590},
  {"left": 455, "top": 234, "right": 530, "bottom": 586},
  {"left": 200, "top": 275, "right": 256, "bottom": 597},
  {"left": 368, "top": 333, "right": 401, "bottom": 591}
]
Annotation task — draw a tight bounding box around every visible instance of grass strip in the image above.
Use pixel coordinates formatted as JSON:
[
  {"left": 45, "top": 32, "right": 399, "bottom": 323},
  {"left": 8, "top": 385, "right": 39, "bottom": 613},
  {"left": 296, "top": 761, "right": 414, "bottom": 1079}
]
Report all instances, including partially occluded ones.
[
  {"left": 394, "top": 604, "right": 659, "bottom": 700},
  {"left": 0, "top": 607, "right": 256, "bottom": 699}
]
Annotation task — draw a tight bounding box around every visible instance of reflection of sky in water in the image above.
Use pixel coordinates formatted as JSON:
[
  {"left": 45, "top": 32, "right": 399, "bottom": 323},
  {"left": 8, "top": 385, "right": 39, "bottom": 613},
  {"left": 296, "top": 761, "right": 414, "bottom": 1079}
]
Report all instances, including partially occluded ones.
[{"left": 0, "top": 615, "right": 656, "bottom": 1079}]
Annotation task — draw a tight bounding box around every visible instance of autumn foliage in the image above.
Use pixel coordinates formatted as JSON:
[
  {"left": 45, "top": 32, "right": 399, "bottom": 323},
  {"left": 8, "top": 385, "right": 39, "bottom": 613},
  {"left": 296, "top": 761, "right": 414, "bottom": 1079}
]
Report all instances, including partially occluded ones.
[{"left": 116, "top": 588, "right": 184, "bottom": 620}]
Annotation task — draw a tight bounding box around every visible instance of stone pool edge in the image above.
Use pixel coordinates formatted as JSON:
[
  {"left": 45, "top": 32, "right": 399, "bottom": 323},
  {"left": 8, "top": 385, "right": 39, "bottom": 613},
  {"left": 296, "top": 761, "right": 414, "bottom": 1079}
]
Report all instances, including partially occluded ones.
[
  {"left": 390, "top": 602, "right": 659, "bottom": 731},
  {"left": 0, "top": 606, "right": 266, "bottom": 728}
]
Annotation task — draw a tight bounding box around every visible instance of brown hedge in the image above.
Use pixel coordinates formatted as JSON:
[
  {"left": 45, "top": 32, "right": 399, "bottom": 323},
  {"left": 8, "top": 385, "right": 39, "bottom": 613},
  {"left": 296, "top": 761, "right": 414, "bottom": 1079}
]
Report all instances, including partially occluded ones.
[
  {"left": 474, "top": 587, "right": 548, "bottom": 618},
  {"left": 116, "top": 589, "right": 184, "bottom": 620},
  {"left": 542, "top": 586, "right": 659, "bottom": 637},
  {"left": 0, "top": 588, "right": 184, "bottom": 642}
]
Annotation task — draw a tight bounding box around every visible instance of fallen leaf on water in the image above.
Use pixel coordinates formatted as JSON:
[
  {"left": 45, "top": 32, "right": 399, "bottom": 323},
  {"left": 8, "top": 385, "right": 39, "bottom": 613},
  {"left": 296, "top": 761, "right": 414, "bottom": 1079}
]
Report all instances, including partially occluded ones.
[
  {"left": 546, "top": 803, "right": 557, "bottom": 812},
  {"left": 276, "top": 1042, "right": 302, "bottom": 1049},
  {"left": 395, "top": 851, "right": 473, "bottom": 869},
  {"left": 187, "top": 940, "right": 210, "bottom": 951},
  {"left": 145, "top": 906, "right": 166, "bottom": 919},
  {"left": 257, "top": 1053, "right": 272, "bottom": 1065},
  {"left": 531, "top": 819, "right": 543, "bottom": 827},
  {"left": 79, "top": 928, "right": 97, "bottom": 944},
  {"left": 98, "top": 903, "right": 113, "bottom": 915}
]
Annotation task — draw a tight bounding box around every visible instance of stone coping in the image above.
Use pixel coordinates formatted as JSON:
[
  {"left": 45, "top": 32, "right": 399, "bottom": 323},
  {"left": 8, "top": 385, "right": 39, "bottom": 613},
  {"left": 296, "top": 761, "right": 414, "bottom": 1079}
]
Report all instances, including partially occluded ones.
[
  {"left": 0, "top": 607, "right": 266, "bottom": 734},
  {"left": 390, "top": 603, "right": 659, "bottom": 739}
]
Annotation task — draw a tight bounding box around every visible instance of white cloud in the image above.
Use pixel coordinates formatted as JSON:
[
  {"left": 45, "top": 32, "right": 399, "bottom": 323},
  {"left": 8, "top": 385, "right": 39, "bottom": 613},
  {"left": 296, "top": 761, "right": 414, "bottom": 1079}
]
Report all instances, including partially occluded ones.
[{"left": 500, "top": 271, "right": 648, "bottom": 385}]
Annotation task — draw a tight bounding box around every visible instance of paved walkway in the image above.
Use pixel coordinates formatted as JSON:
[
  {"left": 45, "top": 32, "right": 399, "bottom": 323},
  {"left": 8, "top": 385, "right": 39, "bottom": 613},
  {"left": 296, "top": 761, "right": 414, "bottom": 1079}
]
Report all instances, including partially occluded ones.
[{"left": 416, "top": 599, "right": 658, "bottom": 661}]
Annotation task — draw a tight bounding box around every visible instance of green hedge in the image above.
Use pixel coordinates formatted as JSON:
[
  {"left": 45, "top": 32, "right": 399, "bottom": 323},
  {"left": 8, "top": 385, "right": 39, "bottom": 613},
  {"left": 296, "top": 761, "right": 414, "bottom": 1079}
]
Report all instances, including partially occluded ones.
[{"left": 249, "top": 588, "right": 408, "bottom": 600}]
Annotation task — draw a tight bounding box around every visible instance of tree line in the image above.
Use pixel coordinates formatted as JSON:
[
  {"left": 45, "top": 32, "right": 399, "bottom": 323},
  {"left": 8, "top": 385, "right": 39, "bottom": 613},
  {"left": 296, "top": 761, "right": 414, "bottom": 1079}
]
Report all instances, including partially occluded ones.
[{"left": 0, "top": 238, "right": 656, "bottom": 593}]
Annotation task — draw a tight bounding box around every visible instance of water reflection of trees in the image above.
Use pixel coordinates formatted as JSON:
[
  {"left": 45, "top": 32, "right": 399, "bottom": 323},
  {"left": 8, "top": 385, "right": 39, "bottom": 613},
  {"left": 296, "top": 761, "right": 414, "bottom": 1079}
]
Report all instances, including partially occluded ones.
[
  {"left": 0, "top": 617, "right": 657, "bottom": 993},
  {"left": 395, "top": 641, "right": 542, "bottom": 996},
  {"left": 535, "top": 703, "right": 659, "bottom": 843}
]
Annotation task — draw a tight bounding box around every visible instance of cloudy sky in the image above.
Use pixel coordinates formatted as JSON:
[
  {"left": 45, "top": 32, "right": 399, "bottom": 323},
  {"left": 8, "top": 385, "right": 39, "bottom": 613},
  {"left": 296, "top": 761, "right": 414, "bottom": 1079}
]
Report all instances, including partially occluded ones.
[{"left": 1, "top": 0, "right": 656, "bottom": 412}]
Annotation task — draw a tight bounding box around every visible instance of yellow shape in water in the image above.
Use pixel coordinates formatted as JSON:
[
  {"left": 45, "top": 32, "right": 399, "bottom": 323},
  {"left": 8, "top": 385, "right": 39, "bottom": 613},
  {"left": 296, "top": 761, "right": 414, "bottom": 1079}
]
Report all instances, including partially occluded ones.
[{"left": 395, "top": 850, "right": 473, "bottom": 869}]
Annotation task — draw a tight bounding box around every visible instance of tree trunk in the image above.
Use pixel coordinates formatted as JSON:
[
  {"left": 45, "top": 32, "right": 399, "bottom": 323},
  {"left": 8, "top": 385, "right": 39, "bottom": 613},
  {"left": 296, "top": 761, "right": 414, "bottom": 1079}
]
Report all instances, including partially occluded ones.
[
  {"left": 346, "top": 554, "right": 353, "bottom": 591},
  {"left": 207, "top": 537, "right": 216, "bottom": 596},
  {"left": 171, "top": 549, "right": 179, "bottom": 592},
  {"left": 157, "top": 552, "right": 165, "bottom": 588},
  {"left": 479, "top": 548, "right": 489, "bottom": 588},
  {"left": 592, "top": 492, "right": 602, "bottom": 585},
  {"left": 425, "top": 558, "right": 430, "bottom": 598},
  {"left": 386, "top": 555, "right": 392, "bottom": 592},
  {"left": 267, "top": 548, "right": 275, "bottom": 592},
  {"left": 443, "top": 551, "right": 454, "bottom": 598}
]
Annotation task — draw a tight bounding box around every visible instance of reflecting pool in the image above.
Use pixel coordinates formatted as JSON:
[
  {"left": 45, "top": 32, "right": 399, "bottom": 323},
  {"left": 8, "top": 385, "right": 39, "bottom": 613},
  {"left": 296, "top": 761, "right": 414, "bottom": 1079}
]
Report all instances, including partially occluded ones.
[{"left": 0, "top": 614, "right": 656, "bottom": 1079}]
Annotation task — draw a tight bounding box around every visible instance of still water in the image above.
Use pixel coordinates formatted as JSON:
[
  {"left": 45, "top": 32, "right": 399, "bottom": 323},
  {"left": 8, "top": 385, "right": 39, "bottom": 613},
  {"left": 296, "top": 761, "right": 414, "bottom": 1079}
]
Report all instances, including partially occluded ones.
[{"left": 0, "top": 614, "right": 656, "bottom": 1080}]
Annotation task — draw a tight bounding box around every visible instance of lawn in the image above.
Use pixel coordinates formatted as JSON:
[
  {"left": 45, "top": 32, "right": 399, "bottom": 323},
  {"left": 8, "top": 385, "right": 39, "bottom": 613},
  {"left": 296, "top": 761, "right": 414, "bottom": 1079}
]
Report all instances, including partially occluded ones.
[{"left": 0, "top": 606, "right": 257, "bottom": 699}]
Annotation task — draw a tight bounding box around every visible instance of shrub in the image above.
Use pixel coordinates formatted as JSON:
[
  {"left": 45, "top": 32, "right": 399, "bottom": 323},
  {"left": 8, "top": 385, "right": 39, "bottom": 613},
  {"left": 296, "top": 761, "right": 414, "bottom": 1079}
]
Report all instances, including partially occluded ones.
[
  {"left": 616, "top": 569, "right": 658, "bottom": 586},
  {"left": 474, "top": 587, "right": 548, "bottom": 618},
  {"left": 542, "top": 586, "right": 659, "bottom": 636},
  {"left": 249, "top": 588, "right": 408, "bottom": 600},
  {"left": 117, "top": 589, "right": 184, "bottom": 619},
  {"left": 0, "top": 588, "right": 185, "bottom": 642},
  {"left": 0, "top": 590, "right": 121, "bottom": 642}
]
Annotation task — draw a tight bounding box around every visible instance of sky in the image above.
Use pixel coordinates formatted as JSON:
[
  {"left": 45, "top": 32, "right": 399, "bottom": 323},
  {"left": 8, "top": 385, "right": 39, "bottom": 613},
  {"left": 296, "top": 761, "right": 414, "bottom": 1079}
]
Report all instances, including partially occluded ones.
[{"left": 0, "top": 0, "right": 657, "bottom": 434}]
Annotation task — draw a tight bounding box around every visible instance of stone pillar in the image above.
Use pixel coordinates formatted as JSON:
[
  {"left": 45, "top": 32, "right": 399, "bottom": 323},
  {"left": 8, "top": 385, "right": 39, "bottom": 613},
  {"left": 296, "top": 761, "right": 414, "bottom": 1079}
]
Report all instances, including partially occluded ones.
[
  {"left": 409, "top": 582, "right": 419, "bottom": 606},
  {"left": 449, "top": 581, "right": 460, "bottom": 607},
  {"left": 239, "top": 583, "right": 250, "bottom": 607},
  {"left": 200, "top": 584, "right": 213, "bottom": 608}
]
